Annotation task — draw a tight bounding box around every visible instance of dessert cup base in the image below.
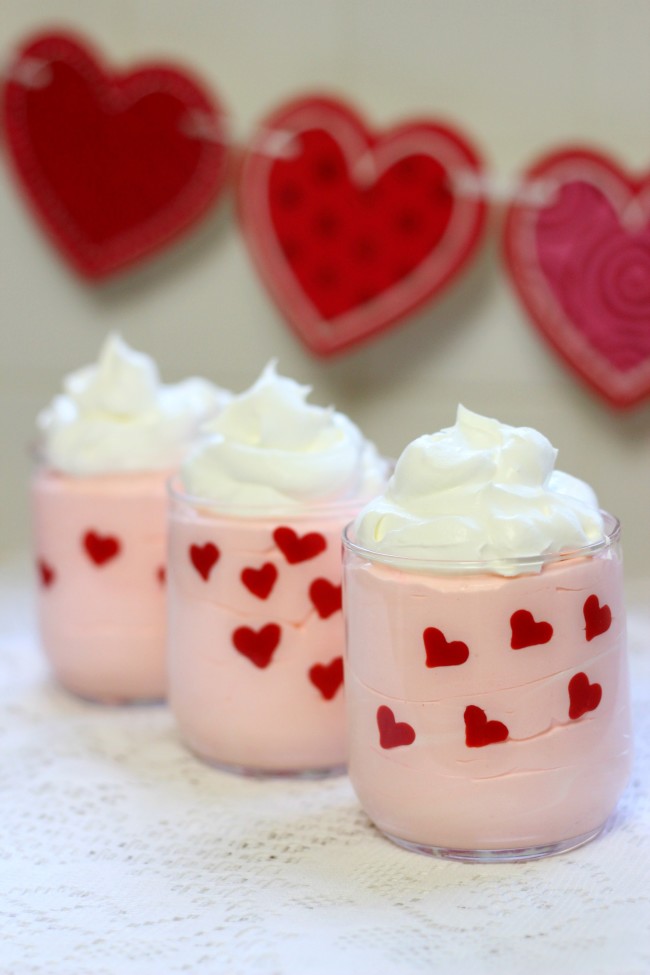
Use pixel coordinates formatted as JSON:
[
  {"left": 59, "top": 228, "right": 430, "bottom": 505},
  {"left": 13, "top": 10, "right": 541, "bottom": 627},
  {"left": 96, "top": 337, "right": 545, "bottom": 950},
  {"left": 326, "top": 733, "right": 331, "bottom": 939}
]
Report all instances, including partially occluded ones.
[
  {"left": 63, "top": 685, "right": 166, "bottom": 707},
  {"left": 381, "top": 822, "right": 608, "bottom": 862},
  {"left": 187, "top": 747, "right": 347, "bottom": 780}
]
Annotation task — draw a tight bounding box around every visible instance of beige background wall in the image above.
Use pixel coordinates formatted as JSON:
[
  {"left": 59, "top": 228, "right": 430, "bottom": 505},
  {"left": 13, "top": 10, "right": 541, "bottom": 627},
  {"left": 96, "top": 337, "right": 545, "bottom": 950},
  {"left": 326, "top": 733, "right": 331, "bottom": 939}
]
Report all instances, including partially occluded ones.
[{"left": 1, "top": 0, "right": 649, "bottom": 578}]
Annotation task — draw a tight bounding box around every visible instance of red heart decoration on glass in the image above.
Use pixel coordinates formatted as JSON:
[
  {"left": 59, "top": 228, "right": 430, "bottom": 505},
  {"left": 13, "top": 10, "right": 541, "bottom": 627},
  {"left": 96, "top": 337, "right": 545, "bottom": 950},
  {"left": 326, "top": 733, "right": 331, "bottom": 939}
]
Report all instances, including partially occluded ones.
[
  {"left": 308, "top": 656, "right": 344, "bottom": 700},
  {"left": 241, "top": 562, "right": 278, "bottom": 600},
  {"left": 37, "top": 558, "right": 55, "bottom": 587},
  {"left": 568, "top": 672, "right": 602, "bottom": 720},
  {"left": 504, "top": 148, "right": 650, "bottom": 408},
  {"left": 232, "top": 623, "right": 281, "bottom": 669},
  {"left": 189, "top": 542, "right": 220, "bottom": 581},
  {"left": 423, "top": 626, "right": 470, "bottom": 667},
  {"left": 376, "top": 705, "right": 416, "bottom": 749},
  {"left": 238, "top": 95, "right": 487, "bottom": 355},
  {"left": 583, "top": 594, "right": 612, "bottom": 641},
  {"left": 2, "top": 31, "right": 229, "bottom": 279},
  {"left": 273, "top": 526, "right": 326, "bottom": 564},
  {"left": 464, "top": 705, "right": 509, "bottom": 748},
  {"left": 510, "top": 609, "right": 553, "bottom": 650},
  {"left": 83, "top": 530, "right": 121, "bottom": 566},
  {"left": 309, "top": 578, "right": 342, "bottom": 619}
]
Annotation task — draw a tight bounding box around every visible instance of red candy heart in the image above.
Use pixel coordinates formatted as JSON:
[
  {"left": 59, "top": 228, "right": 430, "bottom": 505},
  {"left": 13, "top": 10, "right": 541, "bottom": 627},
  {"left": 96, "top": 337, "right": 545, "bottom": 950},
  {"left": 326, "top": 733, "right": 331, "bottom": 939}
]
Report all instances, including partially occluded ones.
[
  {"left": 309, "top": 578, "right": 342, "bottom": 619},
  {"left": 273, "top": 526, "right": 326, "bottom": 564},
  {"left": 568, "top": 672, "right": 602, "bottom": 720},
  {"left": 239, "top": 95, "right": 486, "bottom": 355},
  {"left": 232, "top": 623, "right": 281, "bottom": 669},
  {"left": 510, "top": 609, "right": 553, "bottom": 650},
  {"left": 241, "top": 562, "right": 278, "bottom": 600},
  {"left": 37, "top": 558, "right": 55, "bottom": 587},
  {"left": 464, "top": 705, "right": 509, "bottom": 748},
  {"left": 376, "top": 705, "right": 416, "bottom": 750},
  {"left": 583, "top": 594, "right": 612, "bottom": 641},
  {"left": 504, "top": 148, "right": 650, "bottom": 408},
  {"left": 423, "top": 626, "right": 470, "bottom": 667},
  {"left": 83, "top": 530, "right": 121, "bottom": 566},
  {"left": 308, "top": 656, "right": 344, "bottom": 700},
  {"left": 2, "top": 31, "right": 229, "bottom": 279},
  {"left": 189, "top": 543, "right": 220, "bottom": 582}
]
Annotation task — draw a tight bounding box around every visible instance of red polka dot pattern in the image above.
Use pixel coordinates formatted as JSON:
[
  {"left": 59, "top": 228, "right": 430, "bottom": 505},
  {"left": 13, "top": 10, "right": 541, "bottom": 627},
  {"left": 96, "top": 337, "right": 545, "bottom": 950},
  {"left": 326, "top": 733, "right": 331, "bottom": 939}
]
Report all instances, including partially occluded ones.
[
  {"left": 269, "top": 133, "right": 453, "bottom": 321},
  {"left": 239, "top": 96, "right": 487, "bottom": 355}
]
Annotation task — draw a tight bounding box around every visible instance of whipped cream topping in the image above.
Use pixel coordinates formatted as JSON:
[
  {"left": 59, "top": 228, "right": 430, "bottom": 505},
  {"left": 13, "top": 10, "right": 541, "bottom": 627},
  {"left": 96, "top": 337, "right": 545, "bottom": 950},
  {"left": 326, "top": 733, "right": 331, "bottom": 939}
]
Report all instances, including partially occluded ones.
[
  {"left": 181, "top": 361, "right": 388, "bottom": 511},
  {"left": 38, "top": 334, "right": 231, "bottom": 475},
  {"left": 353, "top": 405, "right": 605, "bottom": 574}
]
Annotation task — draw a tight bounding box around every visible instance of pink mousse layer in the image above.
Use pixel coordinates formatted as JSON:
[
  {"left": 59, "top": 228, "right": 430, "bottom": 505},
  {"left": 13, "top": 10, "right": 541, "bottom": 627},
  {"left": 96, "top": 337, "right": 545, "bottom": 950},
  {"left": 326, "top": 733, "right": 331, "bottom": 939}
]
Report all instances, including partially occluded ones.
[
  {"left": 32, "top": 468, "right": 169, "bottom": 702},
  {"left": 167, "top": 505, "right": 355, "bottom": 772},
  {"left": 344, "top": 551, "right": 631, "bottom": 852}
]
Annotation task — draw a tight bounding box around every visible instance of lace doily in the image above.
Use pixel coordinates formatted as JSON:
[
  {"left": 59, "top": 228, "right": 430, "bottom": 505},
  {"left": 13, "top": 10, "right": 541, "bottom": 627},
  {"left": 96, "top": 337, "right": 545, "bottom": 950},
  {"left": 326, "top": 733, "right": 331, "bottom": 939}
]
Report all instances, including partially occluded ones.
[{"left": 1, "top": 556, "right": 648, "bottom": 975}]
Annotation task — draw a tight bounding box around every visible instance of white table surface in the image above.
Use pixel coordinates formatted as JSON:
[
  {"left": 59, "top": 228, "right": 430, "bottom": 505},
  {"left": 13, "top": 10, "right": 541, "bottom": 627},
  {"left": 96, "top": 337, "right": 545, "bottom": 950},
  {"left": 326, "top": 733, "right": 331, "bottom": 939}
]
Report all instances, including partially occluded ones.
[{"left": 1, "top": 554, "right": 648, "bottom": 975}]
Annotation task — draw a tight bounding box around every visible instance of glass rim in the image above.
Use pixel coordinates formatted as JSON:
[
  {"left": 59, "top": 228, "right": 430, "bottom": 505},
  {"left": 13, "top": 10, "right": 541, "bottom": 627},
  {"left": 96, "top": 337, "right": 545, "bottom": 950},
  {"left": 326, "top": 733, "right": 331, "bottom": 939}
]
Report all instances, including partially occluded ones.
[
  {"left": 166, "top": 473, "right": 380, "bottom": 519},
  {"left": 342, "top": 510, "right": 620, "bottom": 573}
]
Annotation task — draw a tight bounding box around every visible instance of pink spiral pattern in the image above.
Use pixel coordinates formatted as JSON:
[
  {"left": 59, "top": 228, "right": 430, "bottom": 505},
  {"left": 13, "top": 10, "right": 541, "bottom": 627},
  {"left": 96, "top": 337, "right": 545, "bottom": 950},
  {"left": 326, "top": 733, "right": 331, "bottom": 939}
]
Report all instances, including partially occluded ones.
[{"left": 536, "top": 181, "right": 650, "bottom": 372}]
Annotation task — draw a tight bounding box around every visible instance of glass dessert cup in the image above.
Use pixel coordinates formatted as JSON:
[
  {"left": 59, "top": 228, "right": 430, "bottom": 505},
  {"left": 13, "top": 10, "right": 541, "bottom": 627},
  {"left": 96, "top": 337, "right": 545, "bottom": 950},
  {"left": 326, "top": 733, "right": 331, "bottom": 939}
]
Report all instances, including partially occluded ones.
[
  {"left": 342, "top": 514, "right": 632, "bottom": 862},
  {"left": 32, "top": 465, "right": 170, "bottom": 704},
  {"left": 166, "top": 478, "right": 370, "bottom": 778}
]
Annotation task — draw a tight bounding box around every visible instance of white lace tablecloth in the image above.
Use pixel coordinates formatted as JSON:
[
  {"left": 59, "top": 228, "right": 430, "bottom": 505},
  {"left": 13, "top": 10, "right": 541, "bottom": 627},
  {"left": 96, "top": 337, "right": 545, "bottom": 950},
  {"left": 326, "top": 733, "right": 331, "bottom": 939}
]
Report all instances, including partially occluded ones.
[{"left": 1, "top": 554, "right": 648, "bottom": 975}]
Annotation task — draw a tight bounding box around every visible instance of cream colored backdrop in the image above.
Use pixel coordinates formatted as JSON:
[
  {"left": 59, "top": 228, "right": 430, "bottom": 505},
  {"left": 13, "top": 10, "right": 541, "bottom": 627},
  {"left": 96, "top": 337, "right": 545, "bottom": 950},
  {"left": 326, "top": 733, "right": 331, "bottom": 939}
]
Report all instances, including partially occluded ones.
[{"left": 1, "top": 0, "right": 649, "bottom": 578}]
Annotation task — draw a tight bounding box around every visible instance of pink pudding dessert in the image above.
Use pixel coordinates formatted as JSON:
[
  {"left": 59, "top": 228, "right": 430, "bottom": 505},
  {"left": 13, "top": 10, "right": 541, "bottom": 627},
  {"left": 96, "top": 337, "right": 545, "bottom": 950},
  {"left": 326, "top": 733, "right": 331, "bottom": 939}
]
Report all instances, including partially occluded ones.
[
  {"left": 343, "top": 406, "right": 632, "bottom": 861},
  {"left": 32, "top": 334, "right": 230, "bottom": 703},
  {"left": 167, "top": 361, "right": 388, "bottom": 775}
]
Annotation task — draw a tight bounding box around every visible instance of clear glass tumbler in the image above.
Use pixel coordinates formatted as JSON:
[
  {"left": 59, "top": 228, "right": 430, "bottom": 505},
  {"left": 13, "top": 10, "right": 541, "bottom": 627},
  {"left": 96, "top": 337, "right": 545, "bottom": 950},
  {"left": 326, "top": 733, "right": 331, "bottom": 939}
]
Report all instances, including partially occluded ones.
[
  {"left": 342, "top": 513, "right": 632, "bottom": 861},
  {"left": 31, "top": 464, "right": 170, "bottom": 703},
  {"left": 167, "top": 478, "right": 371, "bottom": 777}
]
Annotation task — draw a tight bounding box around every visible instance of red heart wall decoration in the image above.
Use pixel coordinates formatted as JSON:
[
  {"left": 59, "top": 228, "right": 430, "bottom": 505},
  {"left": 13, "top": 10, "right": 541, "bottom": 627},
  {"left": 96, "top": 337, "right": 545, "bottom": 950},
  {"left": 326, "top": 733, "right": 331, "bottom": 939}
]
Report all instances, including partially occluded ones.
[
  {"left": 2, "top": 31, "right": 229, "bottom": 279},
  {"left": 504, "top": 148, "right": 650, "bottom": 409},
  {"left": 238, "top": 95, "right": 487, "bottom": 355}
]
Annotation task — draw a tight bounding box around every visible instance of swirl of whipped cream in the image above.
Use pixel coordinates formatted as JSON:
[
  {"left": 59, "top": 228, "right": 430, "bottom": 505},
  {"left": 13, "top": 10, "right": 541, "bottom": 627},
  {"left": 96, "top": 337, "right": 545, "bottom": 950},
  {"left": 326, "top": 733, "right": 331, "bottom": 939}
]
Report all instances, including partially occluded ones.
[
  {"left": 181, "top": 361, "right": 388, "bottom": 511},
  {"left": 38, "top": 333, "right": 231, "bottom": 475},
  {"left": 353, "top": 405, "right": 605, "bottom": 574}
]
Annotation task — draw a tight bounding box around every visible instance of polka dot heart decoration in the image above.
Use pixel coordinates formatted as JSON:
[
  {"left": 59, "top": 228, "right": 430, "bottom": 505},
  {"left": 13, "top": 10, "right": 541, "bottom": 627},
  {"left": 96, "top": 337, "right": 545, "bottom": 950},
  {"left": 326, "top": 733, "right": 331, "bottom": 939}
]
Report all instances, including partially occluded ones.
[
  {"left": 504, "top": 148, "right": 650, "bottom": 409},
  {"left": 2, "top": 31, "right": 229, "bottom": 279},
  {"left": 238, "top": 95, "right": 487, "bottom": 356}
]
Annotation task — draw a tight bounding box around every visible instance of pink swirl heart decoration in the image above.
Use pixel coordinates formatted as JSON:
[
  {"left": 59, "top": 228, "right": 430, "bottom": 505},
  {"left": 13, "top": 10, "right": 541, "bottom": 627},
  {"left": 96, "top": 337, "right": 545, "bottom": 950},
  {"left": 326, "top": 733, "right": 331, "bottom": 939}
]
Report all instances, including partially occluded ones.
[{"left": 504, "top": 149, "right": 650, "bottom": 409}]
